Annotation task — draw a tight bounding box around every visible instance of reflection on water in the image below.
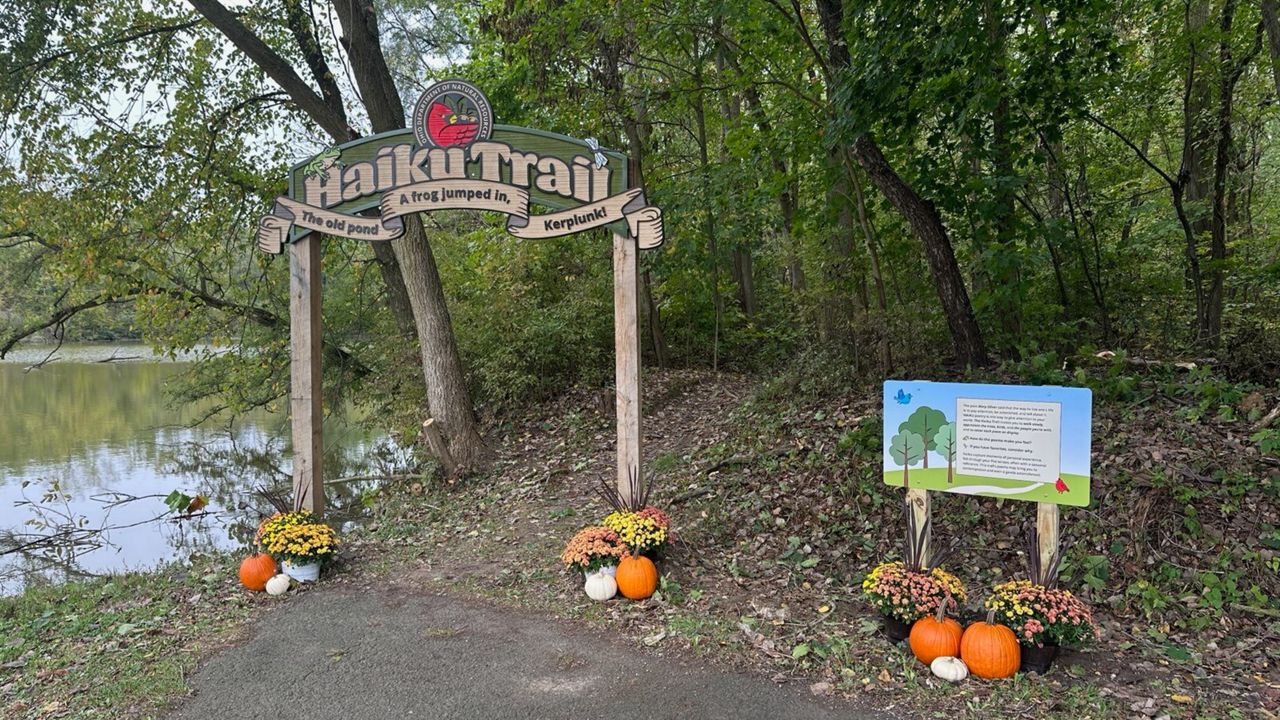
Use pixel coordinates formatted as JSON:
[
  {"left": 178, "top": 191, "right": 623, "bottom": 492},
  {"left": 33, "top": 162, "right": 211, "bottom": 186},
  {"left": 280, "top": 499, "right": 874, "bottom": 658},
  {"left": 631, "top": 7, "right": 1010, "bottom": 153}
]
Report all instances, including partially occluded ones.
[{"left": 0, "top": 344, "right": 403, "bottom": 593}]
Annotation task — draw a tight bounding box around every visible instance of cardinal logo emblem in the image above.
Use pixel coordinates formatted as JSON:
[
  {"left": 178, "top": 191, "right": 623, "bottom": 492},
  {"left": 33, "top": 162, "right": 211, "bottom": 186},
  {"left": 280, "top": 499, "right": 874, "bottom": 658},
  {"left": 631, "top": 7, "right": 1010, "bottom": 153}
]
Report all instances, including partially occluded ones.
[{"left": 411, "top": 80, "right": 493, "bottom": 149}]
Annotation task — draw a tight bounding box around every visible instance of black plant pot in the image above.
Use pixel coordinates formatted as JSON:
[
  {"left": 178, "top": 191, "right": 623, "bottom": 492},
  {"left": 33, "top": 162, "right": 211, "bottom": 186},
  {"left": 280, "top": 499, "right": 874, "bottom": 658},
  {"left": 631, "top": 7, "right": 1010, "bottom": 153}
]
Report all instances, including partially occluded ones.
[
  {"left": 1020, "top": 643, "right": 1060, "bottom": 674},
  {"left": 880, "top": 614, "right": 912, "bottom": 642}
]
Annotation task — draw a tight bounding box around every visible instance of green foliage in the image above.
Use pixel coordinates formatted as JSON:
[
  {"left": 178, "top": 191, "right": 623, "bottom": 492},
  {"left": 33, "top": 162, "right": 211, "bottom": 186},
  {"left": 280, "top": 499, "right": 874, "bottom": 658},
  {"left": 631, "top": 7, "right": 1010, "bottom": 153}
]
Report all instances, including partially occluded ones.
[
  {"left": 888, "top": 430, "right": 924, "bottom": 468},
  {"left": 932, "top": 422, "right": 956, "bottom": 462},
  {"left": 898, "top": 406, "right": 948, "bottom": 457},
  {"left": 2, "top": 0, "right": 1279, "bottom": 444},
  {"left": 1254, "top": 428, "right": 1280, "bottom": 457}
]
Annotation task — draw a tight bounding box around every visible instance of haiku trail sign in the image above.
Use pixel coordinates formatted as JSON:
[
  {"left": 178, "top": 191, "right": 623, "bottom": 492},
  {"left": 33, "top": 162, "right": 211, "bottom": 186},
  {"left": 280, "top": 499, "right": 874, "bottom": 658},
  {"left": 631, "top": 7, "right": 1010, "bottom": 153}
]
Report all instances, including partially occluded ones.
[{"left": 261, "top": 81, "right": 665, "bottom": 515}]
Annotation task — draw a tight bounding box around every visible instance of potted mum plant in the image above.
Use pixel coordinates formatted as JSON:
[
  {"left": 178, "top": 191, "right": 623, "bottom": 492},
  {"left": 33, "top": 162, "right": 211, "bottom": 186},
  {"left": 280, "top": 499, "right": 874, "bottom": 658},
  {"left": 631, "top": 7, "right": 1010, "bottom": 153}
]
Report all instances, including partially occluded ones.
[
  {"left": 594, "top": 470, "right": 671, "bottom": 600},
  {"left": 561, "top": 525, "right": 628, "bottom": 580},
  {"left": 983, "top": 529, "right": 1100, "bottom": 673},
  {"left": 256, "top": 510, "right": 339, "bottom": 582},
  {"left": 862, "top": 506, "right": 966, "bottom": 642}
]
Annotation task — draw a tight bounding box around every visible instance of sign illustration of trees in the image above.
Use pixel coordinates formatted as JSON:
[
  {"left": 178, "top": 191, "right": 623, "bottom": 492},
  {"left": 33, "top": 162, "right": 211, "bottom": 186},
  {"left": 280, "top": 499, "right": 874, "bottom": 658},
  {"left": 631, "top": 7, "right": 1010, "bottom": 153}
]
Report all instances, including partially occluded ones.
[
  {"left": 898, "top": 406, "right": 948, "bottom": 468},
  {"left": 933, "top": 422, "right": 956, "bottom": 483},
  {"left": 889, "top": 431, "right": 925, "bottom": 488}
]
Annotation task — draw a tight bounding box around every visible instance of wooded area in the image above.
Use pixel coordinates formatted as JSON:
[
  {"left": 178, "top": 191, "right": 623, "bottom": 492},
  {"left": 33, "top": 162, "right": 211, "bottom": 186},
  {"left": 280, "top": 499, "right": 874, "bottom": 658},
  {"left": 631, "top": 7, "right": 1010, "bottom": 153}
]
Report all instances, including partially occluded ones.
[{"left": 2, "top": 0, "right": 1279, "bottom": 460}]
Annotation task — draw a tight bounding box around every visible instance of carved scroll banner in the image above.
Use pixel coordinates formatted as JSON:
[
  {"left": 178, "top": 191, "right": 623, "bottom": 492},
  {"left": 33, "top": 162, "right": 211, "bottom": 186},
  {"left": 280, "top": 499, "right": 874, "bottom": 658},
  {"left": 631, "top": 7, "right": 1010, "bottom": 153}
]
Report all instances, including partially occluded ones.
[
  {"left": 257, "top": 197, "right": 404, "bottom": 254},
  {"left": 257, "top": 181, "right": 663, "bottom": 254},
  {"left": 505, "top": 188, "right": 664, "bottom": 249}
]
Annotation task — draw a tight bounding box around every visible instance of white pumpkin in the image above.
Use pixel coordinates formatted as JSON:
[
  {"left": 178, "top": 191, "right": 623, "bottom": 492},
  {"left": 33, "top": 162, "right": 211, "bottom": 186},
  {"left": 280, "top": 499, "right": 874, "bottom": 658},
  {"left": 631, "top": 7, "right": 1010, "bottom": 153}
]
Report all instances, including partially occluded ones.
[
  {"left": 584, "top": 572, "right": 617, "bottom": 601},
  {"left": 265, "top": 573, "right": 291, "bottom": 596},
  {"left": 930, "top": 656, "right": 969, "bottom": 683}
]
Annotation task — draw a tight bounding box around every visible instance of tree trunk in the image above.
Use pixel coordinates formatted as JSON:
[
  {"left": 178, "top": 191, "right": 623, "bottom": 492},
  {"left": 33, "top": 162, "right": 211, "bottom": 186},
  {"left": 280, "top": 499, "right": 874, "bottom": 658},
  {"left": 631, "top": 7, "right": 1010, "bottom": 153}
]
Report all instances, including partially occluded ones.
[
  {"left": 369, "top": 241, "right": 418, "bottom": 338},
  {"left": 690, "top": 45, "right": 723, "bottom": 370},
  {"left": 331, "top": 0, "right": 489, "bottom": 468},
  {"left": 851, "top": 137, "right": 989, "bottom": 367},
  {"left": 714, "top": 29, "right": 756, "bottom": 321},
  {"left": 1205, "top": 0, "right": 1261, "bottom": 346},
  {"left": 392, "top": 216, "right": 488, "bottom": 467},
  {"left": 736, "top": 73, "right": 804, "bottom": 293},
  {"left": 849, "top": 165, "right": 893, "bottom": 373},
  {"left": 1262, "top": 0, "right": 1280, "bottom": 97},
  {"left": 985, "top": 0, "right": 1021, "bottom": 345},
  {"left": 815, "top": 0, "right": 988, "bottom": 367},
  {"left": 641, "top": 269, "right": 668, "bottom": 368},
  {"left": 1184, "top": 0, "right": 1216, "bottom": 343},
  {"left": 731, "top": 248, "right": 756, "bottom": 319},
  {"left": 822, "top": 146, "right": 859, "bottom": 352}
]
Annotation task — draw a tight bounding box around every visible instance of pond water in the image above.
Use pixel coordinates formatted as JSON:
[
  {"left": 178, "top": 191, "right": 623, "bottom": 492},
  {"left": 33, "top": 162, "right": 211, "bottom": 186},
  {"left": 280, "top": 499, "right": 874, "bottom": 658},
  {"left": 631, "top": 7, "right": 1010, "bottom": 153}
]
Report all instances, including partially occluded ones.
[{"left": 0, "top": 344, "right": 402, "bottom": 594}]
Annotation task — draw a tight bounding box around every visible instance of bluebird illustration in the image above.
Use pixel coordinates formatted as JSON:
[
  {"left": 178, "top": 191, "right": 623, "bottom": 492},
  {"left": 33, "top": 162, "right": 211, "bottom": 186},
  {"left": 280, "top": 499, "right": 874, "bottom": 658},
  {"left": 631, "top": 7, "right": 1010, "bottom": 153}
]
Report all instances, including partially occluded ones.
[{"left": 894, "top": 388, "right": 912, "bottom": 405}]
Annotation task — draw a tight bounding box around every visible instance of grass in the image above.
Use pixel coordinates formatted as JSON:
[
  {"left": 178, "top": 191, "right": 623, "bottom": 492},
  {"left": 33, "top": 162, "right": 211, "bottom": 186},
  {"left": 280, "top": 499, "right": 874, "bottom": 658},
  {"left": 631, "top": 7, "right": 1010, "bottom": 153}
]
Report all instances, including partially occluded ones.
[
  {"left": 881, "top": 468, "right": 1092, "bottom": 506},
  {"left": 0, "top": 554, "right": 256, "bottom": 720}
]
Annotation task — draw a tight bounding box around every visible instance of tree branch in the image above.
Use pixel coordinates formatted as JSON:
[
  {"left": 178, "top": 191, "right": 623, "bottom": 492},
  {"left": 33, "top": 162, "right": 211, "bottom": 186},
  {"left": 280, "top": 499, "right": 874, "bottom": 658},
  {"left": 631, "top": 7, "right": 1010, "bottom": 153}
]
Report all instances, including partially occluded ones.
[
  {"left": 0, "top": 231, "right": 59, "bottom": 251},
  {"left": 9, "top": 19, "right": 203, "bottom": 76},
  {"left": 283, "top": 0, "right": 349, "bottom": 125},
  {"left": 1086, "top": 112, "right": 1180, "bottom": 188},
  {"left": 185, "top": 0, "right": 360, "bottom": 142},
  {"left": 0, "top": 295, "right": 136, "bottom": 358}
]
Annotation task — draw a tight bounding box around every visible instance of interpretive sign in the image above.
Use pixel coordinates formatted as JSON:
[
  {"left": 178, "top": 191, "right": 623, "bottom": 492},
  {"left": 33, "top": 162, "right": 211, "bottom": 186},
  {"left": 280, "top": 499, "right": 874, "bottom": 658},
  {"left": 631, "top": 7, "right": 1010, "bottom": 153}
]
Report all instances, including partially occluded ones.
[{"left": 882, "top": 381, "right": 1092, "bottom": 507}]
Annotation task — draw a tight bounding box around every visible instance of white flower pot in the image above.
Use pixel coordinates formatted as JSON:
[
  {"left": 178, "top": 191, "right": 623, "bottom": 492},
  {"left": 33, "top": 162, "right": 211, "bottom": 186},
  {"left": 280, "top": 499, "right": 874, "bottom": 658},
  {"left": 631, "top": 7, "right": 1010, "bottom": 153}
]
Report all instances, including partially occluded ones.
[
  {"left": 583, "top": 563, "right": 617, "bottom": 581},
  {"left": 283, "top": 560, "right": 321, "bottom": 583}
]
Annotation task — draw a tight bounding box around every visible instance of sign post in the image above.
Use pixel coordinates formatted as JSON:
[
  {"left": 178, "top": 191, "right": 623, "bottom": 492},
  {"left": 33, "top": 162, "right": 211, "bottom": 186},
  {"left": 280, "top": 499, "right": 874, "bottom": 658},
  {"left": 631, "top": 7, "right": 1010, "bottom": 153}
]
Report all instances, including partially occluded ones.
[
  {"left": 259, "top": 81, "right": 666, "bottom": 514},
  {"left": 613, "top": 231, "right": 641, "bottom": 497},
  {"left": 883, "top": 381, "right": 1092, "bottom": 566},
  {"left": 289, "top": 234, "right": 323, "bottom": 515}
]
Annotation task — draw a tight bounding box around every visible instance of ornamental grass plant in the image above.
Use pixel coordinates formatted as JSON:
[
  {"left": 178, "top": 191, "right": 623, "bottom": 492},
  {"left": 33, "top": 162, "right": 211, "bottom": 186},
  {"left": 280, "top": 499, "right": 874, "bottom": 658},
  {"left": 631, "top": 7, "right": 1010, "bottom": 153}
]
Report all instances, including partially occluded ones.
[{"left": 862, "top": 501, "right": 966, "bottom": 623}]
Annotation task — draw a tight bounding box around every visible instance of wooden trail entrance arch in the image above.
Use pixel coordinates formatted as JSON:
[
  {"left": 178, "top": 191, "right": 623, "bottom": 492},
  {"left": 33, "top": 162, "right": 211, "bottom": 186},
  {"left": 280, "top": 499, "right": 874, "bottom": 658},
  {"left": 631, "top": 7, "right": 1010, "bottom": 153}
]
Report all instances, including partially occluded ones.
[{"left": 256, "top": 81, "right": 664, "bottom": 517}]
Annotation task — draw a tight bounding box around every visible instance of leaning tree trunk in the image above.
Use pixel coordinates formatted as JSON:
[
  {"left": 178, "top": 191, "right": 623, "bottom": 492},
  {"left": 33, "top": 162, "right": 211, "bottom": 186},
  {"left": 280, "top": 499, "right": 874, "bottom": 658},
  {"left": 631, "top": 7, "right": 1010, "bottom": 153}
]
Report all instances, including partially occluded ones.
[
  {"left": 187, "top": 0, "right": 486, "bottom": 467},
  {"left": 1183, "top": 0, "right": 1217, "bottom": 345},
  {"left": 851, "top": 137, "right": 989, "bottom": 367},
  {"left": 332, "top": 0, "right": 489, "bottom": 468},
  {"left": 1262, "top": 0, "right": 1280, "bottom": 99},
  {"left": 815, "top": 0, "right": 988, "bottom": 368}
]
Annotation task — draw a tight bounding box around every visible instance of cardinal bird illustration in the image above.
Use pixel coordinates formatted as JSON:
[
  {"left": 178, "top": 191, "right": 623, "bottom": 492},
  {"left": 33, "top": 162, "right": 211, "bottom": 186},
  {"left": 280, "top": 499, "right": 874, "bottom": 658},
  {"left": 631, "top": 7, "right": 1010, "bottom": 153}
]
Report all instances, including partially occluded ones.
[
  {"left": 1055, "top": 477, "right": 1070, "bottom": 493},
  {"left": 426, "top": 101, "right": 480, "bottom": 147}
]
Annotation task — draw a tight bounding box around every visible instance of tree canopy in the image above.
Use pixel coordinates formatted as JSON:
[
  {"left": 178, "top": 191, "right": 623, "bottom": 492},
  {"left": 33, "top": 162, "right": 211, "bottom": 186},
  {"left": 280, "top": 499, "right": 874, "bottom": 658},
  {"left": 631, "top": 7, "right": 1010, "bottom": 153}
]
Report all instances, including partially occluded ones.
[{"left": 3, "top": 0, "right": 1278, "bottom": 443}]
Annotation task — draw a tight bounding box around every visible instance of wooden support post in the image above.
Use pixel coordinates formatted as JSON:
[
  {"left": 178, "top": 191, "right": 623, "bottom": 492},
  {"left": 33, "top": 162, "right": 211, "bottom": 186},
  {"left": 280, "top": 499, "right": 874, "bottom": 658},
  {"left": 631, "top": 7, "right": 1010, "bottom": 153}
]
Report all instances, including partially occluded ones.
[
  {"left": 1036, "top": 502, "right": 1060, "bottom": 570},
  {"left": 907, "top": 487, "right": 931, "bottom": 564},
  {"left": 613, "top": 232, "right": 641, "bottom": 505},
  {"left": 289, "top": 234, "right": 324, "bottom": 516}
]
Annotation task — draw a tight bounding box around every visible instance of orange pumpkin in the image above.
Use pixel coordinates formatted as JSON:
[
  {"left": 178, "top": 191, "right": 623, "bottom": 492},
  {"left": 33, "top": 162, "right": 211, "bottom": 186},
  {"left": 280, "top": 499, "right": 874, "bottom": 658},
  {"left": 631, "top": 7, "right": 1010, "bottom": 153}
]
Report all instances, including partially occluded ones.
[
  {"left": 239, "top": 553, "right": 277, "bottom": 592},
  {"left": 960, "top": 609, "right": 1021, "bottom": 679},
  {"left": 615, "top": 554, "right": 659, "bottom": 600},
  {"left": 909, "top": 598, "right": 963, "bottom": 665}
]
